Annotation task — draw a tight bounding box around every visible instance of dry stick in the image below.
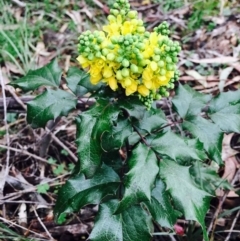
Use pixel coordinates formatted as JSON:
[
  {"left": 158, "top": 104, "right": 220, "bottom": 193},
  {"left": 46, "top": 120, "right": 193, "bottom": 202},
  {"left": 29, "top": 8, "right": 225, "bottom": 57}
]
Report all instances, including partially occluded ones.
[
  {"left": 207, "top": 168, "right": 240, "bottom": 241},
  {"left": 224, "top": 210, "right": 240, "bottom": 241},
  {"left": 10, "top": 0, "right": 26, "bottom": 7},
  {"left": 0, "top": 217, "right": 47, "bottom": 239},
  {"left": 0, "top": 144, "right": 56, "bottom": 166},
  {"left": 0, "top": 68, "right": 10, "bottom": 219},
  {"left": 2, "top": 91, "right": 78, "bottom": 163},
  {"left": 32, "top": 206, "right": 56, "bottom": 241},
  {"left": 45, "top": 127, "right": 78, "bottom": 163}
]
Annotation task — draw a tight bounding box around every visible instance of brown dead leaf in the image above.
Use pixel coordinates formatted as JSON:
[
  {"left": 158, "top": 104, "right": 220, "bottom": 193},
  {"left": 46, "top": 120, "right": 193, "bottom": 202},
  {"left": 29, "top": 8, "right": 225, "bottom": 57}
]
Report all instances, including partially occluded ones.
[
  {"left": 219, "top": 66, "right": 234, "bottom": 92},
  {"left": 189, "top": 57, "right": 239, "bottom": 64},
  {"left": 185, "top": 70, "right": 208, "bottom": 87}
]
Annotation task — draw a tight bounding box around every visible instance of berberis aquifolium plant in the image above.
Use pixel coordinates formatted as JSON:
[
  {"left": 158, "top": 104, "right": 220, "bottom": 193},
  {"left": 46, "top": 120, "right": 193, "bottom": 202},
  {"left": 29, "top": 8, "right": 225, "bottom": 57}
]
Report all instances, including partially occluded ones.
[{"left": 11, "top": 0, "right": 240, "bottom": 240}]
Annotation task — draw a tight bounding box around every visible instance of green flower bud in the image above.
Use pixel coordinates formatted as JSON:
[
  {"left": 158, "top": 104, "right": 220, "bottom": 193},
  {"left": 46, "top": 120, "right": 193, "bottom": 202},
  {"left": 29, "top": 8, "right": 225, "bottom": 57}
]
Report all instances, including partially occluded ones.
[
  {"left": 120, "top": 10, "right": 126, "bottom": 15},
  {"left": 121, "top": 68, "right": 129, "bottom": 77},
  {"left": 112, "top": 9, "right": 119, "bottom": 15},
  {"left": 116, "top": 70, "right": 123, "bottom": 80},
  {"left": 113, "top": 3, "right": 119, "bottom": 8},
  {"left": 116, "top": 56, "right": 124, "bottom": 62},
  {"left": 158, "top": 60, "right": 165, "bottom": 67},
  {"left": 122, "top": 59, "right": 130, "bottom": 67},
  {"left": 159, "top": 69, "right": 166, "bottom": 76},
  {"left": 127, "top": 10, "right": 137, "bottom": 19},
  {"left": 95, "top": 52, "right": 102, "bottom": 58},
  {"left": 153, "top": 55, "right": 160, "bottom": 62},
  {"left": 166, "top": 64, "right": 173, "bottom": 71},
  {"left": 166, "top": 56, "right": 172, "bottom": 63},
  {"left": 107, "top": 53, "right": 115, "bottom": 61},
  {"left": 130, "top": 64, "right": 138, "bottom": 73},
  {"left": 88, "top": 53, "right": 94, "bottom": 60},
  {"left": 108, "top": 15, "right": 116, "bottom": 22},
  {"left": 102, "top": 49, "right": 109, "bottom": 56}
]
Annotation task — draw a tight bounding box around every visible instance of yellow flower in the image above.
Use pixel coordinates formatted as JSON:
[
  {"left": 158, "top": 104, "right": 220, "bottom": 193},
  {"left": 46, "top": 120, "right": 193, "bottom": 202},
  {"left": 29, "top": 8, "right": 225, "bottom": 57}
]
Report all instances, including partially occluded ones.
[
  {"left": 107, "top": 76, "right": 118, "bottom": 91},
  {"left": 121, "top": 20, "right": 137, "bottom": 35},
  {"left": 103, "top": 66, "right": 113, "bottom": 78},
  {"left": 125, "top": 80, "right": 138, "bottom": 96},
  {"left": 77, "top": 56, "right": 90, "bottom": 68},
  {"left": 138, "top": 85, "right": 149, "bottom": 96},
  {"left": 89, "top": 65, "right": 102, "bottom": 84}
]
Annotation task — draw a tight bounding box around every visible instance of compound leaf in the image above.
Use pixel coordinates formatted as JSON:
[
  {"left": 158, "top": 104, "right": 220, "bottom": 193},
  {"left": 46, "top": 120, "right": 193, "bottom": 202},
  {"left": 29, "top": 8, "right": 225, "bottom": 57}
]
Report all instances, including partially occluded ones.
[
  {"left": 160, "top": 159, "right": 211, "bottom": 241},
  {"left": 27, "top": 88, "right": 77, "bottom": 128},
  {"left": 151, "top": 131, "right": 206, "bottom": 162},
  {"left": 135, "top": 108, "right": 167, "bottom": 133},
  {"left": 183, "top": 116, "right": 223, "bottom": 164},
  {"left": 190, "top": 161, "right": 232, "bottom": 194},
  {"left": 208, "top": 89, "right": 240, "bottom": 133},
  {"left": 54, "top": 164, "right": 120, "bottom": 222},
  {"left": 76, "top": 114, "right": 101, "bottom": 178},
  {"left": 144, "top": 179, "right": 178, "bottom": 228},
  {"left": 89, "top": 200, "right": 152, "bottom": 241},
  {"left": 11, "top": 59, "right": 62, "bottom": 91},
  {"left": 172, "top": 84, "right": 211, "bottom": 118},
  {"left": 116, "top": 143, "right": 158, "bottom": 213}
]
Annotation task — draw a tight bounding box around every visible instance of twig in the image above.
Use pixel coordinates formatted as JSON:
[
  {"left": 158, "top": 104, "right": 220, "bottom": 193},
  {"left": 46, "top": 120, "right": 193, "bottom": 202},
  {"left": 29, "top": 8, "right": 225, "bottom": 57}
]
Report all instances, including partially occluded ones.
[
  {"left": 0, "top": 144, "right": 56, "bottom": 165},
  {"left": 207, "top": 168, "right": 240, "bottom": 241},
  {"left": 0, "top": 68, "right": 10, "bottom": 199},
  {"left": 0, "top": 217, "right": 47, "bottom": 239},
  {"left": 10, "top": 0, "right": 26, "bottom": 7},
  {"left": 224, "top": 210, "right": 240, "bottom": 241},
  {"left": 45, "top": 128, "right": 78, "bottom": 163},
  {"left": 32, "top": 206, "right": 56, "bottom": 241}
]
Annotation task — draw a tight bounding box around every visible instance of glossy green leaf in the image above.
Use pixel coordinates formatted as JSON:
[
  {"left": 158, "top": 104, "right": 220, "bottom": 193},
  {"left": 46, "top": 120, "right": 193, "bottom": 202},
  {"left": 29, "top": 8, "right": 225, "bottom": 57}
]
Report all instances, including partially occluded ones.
[
  {"left": 172, "top": 84, "right": 211, "bottom": 118},
  {"left": 116, "top": 143, "right": 158, "bottom": 213},
  {"left": 101, "top": 117, "right": 132, "bottom": 151},
  {"left": 208, "top": 89, "right": 240, "bottom": 133},
  {"left": 76, "top": 114, "right": 101, "bottom": 178},
  {"left": 89, "top": 200, "right": 152, "bottom": 241},
  {"left": 190, "top": 161, "right": 232, "bottom": 194},
  {"left": 144, "top": 179, "right": 178, "bottom": 228},
  {"left": 160, "top": 159, "right": 211, "bottom": 241},
  {"left": 54, "top": 164, "right": 120, "bottom": 221},
  {"left": 66, "top": 67, "right": 88, "bottom": 96},
  {"left": 27, "top": 89, "right": 77, "bottom": 128},
  {"left": 135, "top": 108, "right": 167, "bottom": 133},
  {"left": 119, "top": 97, "right": 146, "bottom": 120},
  {"left": 151, "top": 131, "right": 206, "bottom": 162},
  {"left": 183, "top": 116, "right": 223, "bottom": 164},
  {"left": 10, "top": 59, "right": 62, "bottom": 91}
]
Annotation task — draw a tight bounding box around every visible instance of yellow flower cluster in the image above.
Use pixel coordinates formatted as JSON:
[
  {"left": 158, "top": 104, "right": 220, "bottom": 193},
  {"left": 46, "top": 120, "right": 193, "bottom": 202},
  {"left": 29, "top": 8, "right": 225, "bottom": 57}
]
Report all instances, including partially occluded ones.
[{"left": 77, "top": 0, "right": 180, "bottom": 105}]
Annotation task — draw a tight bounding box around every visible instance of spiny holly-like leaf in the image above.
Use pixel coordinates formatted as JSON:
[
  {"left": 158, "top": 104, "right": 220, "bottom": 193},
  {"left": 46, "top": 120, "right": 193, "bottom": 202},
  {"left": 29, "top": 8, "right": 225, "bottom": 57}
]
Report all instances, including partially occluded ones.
[
  {"left": 190, "top": 161, "right": 232, "bottom": 194},
  {"left": 208, "top": 89, "right": 240, "bottom": 133},
  {"left": 66, "top": 67, "right": 102, "bottom": 97},
  {"left": 183, "top": 116, "right": 223, "bottom": 164},
  {"left": 89, "top": 200, "right": 152, "bottom": 241},
  {"left": 144, "top": 179, "right": 178, "bottom": 228},
  {"left": 101, "top": 116, "right": 132, "bottom": 151},
  {"left": 27, "top": 89, "right": 77, "bottom": 128},
  {"left": 172, "top": 84, "right": 211, "bottom": 118},
  {"left": 66, "top": 67, "right": 88, "bottom": 97},
  {"left": 76, "top": 114, "right": 101, "bottom": 178},
  {"left": 135, "top": 108, "right": 167, "bottom": 133},
  {"left": 160, "top": 159, "right": 211, "bottom": 241},
  {"left": 119, "top": 97, "right": 146, "bottom": 120},
  {"left": 116, "top": 143, "right": 158, "bottom": 213},
  {"left": 151, "top": 131, "right": 206, "bottom": 162},
  {"left": 54, "top": 164, "right": 120, "bottom": 222},
  {"left": 10, "top": 59, "right": 62, "bottom": 91}
]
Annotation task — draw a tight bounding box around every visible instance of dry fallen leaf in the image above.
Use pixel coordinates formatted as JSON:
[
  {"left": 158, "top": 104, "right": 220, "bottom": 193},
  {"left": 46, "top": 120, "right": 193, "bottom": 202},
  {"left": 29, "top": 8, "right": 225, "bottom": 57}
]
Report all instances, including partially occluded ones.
[
  {"left": 185, "top": 70, "right": 208, "bottom": 87},
  {"left": 189, "top": 57, "right": 239, "bottom": 64}
]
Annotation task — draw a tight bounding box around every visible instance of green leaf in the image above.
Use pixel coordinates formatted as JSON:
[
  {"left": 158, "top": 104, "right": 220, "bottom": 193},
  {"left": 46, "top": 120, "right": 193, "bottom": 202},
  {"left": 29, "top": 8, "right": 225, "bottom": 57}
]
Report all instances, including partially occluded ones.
[
  {"left": 76, "top": 114, "right": 101, "bottom": 178},
  {"left": 66, "top": 67, "right": 92, "bottom": 97},
  {"left": 183, "top": 116, "right": 223, "bottom": 164},
  {"left": 37, "top": 183, "right": 50, "bottom": 194},
  {"left": 172, "top": 84, "right": 211, "bottom": 118},
  {"left": 135, "top": 108, "right": 167, "bottom": 133},
  {"left": 119, "top": 97, "right": 146, "bottom": 120},
  {"left": 54, "top": 164, "right": 120, "bottom": 221},
  {"left": 116, "top": 143, "right": 159, "bottom": 213},
  {"left": 89, "top": 200, "right": 152, "bottom": 241},
  {"left": 53, "top": 164, "right": 66, "bottom": 176},
  {"left": 160, "top": 159, "right": 211, "bottom": 241},
  {"left": 208, "top": 89, "right": 240, "bottom": 133},
  {"left": 101, "top": 116, "right": 132, "bottom": 151},
  {"left": 10, "top": 59, "right": 62, "bottom": 91},
  {"left": 27, "top": 89, "right": 77, "bottom": 128},
  {"left": 190, "top": 161, "right": 232, "bottom": 194},
  {"left": 144, "top": 179, "right": 178, "bottom": 228},
  {"left": 151, "top": 131, "right": 206, "bottom": 162}
]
